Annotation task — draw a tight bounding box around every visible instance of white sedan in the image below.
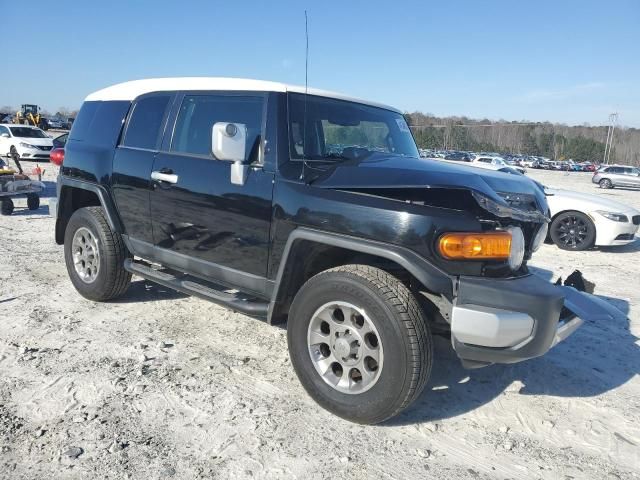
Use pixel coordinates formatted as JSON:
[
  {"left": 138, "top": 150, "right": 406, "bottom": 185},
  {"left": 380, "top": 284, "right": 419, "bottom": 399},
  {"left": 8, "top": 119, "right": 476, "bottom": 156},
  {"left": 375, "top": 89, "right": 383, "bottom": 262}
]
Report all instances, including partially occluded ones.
[
  {"left": 545, "top": 187, "right": 639, "bottom": 250},
  {"left": 0, "top": 124, "right": 54, "bottom": 162}
]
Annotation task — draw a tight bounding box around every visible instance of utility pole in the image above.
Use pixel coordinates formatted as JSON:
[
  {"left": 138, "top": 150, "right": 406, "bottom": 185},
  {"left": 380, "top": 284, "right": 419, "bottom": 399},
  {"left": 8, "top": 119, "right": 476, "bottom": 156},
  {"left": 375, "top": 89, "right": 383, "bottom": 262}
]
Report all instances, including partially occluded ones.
[{"left": 603, "top": 112, "right": 618, "bottom": 165}]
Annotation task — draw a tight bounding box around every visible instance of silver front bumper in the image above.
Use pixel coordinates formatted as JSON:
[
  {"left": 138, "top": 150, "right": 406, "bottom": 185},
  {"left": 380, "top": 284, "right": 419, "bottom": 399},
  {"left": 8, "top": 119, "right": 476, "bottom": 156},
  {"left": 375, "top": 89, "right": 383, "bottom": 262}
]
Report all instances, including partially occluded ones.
[{"left": 451, "top": 277, "right": 620, "bottom": 366}]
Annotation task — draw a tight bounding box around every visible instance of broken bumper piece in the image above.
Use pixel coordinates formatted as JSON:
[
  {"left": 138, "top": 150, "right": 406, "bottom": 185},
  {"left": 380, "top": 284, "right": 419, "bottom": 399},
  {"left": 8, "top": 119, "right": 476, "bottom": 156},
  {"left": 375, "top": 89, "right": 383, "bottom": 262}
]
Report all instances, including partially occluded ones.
[{"left": 450, "top": 273, "right": 617, "bottom": 368}]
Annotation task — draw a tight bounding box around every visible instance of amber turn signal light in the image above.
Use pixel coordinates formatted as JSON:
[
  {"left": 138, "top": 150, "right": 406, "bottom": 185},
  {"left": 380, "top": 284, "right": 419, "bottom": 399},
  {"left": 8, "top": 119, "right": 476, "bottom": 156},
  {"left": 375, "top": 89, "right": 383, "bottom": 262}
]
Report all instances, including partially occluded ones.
[{"left": 438, "top": 231, "right": 512, "bottom": 260}]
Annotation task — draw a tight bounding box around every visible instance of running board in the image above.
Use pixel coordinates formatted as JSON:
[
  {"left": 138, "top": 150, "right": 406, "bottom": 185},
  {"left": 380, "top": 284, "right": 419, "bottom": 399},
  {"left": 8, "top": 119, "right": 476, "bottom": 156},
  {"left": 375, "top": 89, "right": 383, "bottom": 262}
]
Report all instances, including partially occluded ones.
[{"left": 124, "top": 259, "right": 269, "bottom": 317}]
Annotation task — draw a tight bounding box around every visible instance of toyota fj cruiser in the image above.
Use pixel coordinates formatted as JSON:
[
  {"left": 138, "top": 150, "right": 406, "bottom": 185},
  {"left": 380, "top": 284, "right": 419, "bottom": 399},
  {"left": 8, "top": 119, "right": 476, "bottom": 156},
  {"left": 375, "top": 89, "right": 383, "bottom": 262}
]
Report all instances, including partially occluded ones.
[{"left": 51, "top": 78, "right": 606, "bottom": 424}]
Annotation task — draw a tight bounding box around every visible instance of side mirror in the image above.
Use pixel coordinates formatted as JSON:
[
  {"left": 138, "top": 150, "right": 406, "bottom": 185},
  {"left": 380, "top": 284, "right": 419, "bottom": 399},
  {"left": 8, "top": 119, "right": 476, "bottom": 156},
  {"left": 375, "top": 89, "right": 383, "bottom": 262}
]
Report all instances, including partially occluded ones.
[
  {"left": 212, "top": 122, "right": 248, "bottom": 186},
  {"left": 0, "top": 133, "right": 9, "bottom": 138}
]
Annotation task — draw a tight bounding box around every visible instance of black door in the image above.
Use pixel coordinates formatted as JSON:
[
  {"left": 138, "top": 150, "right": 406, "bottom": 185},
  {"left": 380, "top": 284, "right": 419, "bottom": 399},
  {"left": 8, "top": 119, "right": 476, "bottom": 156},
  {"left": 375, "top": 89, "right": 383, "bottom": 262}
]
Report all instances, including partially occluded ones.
[
  {"left": 149, "top": 93, "right": 274, "bottom": 288},
  {"left": 111, "top": 93, "right": 173, "bottom": 243}
]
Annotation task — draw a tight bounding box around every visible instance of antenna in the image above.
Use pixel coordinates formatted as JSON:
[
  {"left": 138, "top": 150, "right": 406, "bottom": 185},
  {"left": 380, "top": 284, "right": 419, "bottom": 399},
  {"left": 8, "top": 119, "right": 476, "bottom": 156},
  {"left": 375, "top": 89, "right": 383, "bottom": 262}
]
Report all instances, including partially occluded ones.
[{"left": 300, "top": 10, "right": 309, "bottom": 180}]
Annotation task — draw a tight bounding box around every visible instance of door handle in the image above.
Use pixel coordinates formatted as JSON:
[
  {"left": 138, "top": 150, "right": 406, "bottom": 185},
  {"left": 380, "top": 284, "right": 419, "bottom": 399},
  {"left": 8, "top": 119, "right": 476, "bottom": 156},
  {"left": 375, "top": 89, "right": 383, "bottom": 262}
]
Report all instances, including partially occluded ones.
[{"left": 151, "top": 170, "right": 178, "bottom": 184}]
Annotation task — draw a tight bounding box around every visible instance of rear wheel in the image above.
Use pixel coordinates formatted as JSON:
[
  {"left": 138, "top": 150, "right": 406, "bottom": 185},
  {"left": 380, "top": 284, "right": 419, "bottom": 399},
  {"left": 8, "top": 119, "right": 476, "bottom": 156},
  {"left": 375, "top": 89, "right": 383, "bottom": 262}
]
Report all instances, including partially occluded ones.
[
  {"left": 27, "top": 193, "right": 40, "bottom": 210},
  {"left": 287, "top": 264, "right": 432, "bottom": 424},
  {"left": 599, "top": 178, "right": 613, "bottom": 189},
  {"left": 0, "top": 198, "right": 14, "bottom": 215},
  {"left": 64, "top": 206, "right": 131, "bottom": 301},
  {"left": 550, "top": 211, "right": 596, "bottom": 251}
]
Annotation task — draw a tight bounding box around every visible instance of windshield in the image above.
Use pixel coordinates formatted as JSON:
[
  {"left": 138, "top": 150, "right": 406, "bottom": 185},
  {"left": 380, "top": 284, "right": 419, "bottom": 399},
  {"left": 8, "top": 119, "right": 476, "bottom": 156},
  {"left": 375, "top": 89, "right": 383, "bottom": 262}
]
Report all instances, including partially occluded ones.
[
  {"left": 9, "top": 127, "right": 47, "bottom": 138},
  {"left": 288, "top": 93, "right": 418, "bottom": 161}
]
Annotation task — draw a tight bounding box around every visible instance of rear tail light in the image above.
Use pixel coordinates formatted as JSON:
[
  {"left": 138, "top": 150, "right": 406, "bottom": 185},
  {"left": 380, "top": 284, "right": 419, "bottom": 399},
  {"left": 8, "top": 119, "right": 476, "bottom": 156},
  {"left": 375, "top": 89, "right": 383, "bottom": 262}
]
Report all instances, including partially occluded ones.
[{"left": 50, "top": 148, "right": 64, "bottom": 166}]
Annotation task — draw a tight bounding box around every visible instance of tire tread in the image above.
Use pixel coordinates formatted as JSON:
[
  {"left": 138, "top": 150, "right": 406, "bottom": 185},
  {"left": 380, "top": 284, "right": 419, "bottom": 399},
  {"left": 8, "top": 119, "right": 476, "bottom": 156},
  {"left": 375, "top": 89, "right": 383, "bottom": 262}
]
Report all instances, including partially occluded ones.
[
  {"left": 303, "top": 264, "right": 432, "bottom": 422},
  {"left": 65, "top": 206, "right": 131, "bottom": 301}
]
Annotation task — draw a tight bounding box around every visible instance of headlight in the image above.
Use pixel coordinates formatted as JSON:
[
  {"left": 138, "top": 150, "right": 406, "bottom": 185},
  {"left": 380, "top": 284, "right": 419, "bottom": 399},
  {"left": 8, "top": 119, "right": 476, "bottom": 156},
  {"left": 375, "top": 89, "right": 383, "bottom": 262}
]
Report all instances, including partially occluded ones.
[
  {"left": 531, "top": 222, "right": 548, "bottom": 252},
  {"left": 437, "top": 226, "right": 525, "bottom": 271},
  {"left": 19, "top": 142, "right": 35, "bottom": 149},
  {"left": 507, "top": 226, "right": 525, "bottom": 270},
  {"left": 472, "top": 191, "right": 549, "bottom": 223},
  {"left": 596, "top": 211, "right": 628, "bottom": 222}
]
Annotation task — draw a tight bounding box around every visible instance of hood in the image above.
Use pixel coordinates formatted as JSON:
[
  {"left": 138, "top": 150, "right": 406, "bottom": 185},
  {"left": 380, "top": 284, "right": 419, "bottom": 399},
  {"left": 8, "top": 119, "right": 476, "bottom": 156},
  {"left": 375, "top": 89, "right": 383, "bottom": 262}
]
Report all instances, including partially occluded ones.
[
  {"left": 546, "top": 188, "right": 640, "bottom": 215},
  {"left": 312, "top": 154, "right": 547, "bottom": 212},
  {"left": 14, "top": 136, "right": 53, "bottom": 147}
]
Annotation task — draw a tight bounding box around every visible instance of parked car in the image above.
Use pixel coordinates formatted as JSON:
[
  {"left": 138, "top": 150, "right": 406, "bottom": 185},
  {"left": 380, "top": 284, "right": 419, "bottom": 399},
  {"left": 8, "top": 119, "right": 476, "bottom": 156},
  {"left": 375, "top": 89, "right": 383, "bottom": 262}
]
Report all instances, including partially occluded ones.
[
  {"left": 592, "top": 165, "right": 640, "bottom": 189},
  {"left": 472, "top": 155, "right": 526, "bottom": 174},
  {"left": 52, "top": 133, "right": 68, "bottom": 148},
  {"left": 50, "top": 77, "right": 605, "bottom": 424},
  {"left": 0, "top": 124, "right": 54, "bottom": 170},
  {"left": 544, "top": 187, "right": 639, "bottom": 250},
  {"left": 47, "top": 118, "right": 63, "bottom": 129},
  {"left": 444, "top": 151, "right": 472, "bottom": 162}
]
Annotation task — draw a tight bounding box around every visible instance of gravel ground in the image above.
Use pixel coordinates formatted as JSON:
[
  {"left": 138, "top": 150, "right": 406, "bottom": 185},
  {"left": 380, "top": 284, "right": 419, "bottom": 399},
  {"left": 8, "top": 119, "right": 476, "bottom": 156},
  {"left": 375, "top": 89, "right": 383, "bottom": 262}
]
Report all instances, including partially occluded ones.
[{"left": 0, "top": 162, "right": 638, "bottom": 479}]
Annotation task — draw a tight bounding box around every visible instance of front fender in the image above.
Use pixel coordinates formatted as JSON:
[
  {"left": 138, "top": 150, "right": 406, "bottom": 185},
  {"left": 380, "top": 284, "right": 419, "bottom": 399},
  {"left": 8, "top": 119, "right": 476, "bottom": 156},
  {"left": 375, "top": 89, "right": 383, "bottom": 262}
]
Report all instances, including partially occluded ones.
[{"left": 267, "top": 227, "right": 454, "bottom": 323}]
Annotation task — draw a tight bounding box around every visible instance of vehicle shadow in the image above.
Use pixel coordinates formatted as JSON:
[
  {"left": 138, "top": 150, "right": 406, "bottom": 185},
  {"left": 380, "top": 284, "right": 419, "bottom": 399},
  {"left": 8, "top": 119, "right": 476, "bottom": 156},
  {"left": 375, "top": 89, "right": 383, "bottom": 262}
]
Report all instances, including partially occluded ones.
[
  {"left": 11, "top": 204, "right": 50, "bottom": 216},
  {"left": 388, "top": 269, "right": 637, "bottom": 426},
  {"left": 111, "top": 279, "right": 189, "bottom": 303}
]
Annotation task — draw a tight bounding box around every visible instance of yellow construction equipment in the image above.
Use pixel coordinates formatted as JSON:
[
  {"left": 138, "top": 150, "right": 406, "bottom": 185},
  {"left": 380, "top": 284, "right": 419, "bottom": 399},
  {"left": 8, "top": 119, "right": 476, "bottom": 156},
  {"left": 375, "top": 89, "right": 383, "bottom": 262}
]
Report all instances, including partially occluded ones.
[{"left": 13, "top": 104, "right": 48, "bottom": 130}]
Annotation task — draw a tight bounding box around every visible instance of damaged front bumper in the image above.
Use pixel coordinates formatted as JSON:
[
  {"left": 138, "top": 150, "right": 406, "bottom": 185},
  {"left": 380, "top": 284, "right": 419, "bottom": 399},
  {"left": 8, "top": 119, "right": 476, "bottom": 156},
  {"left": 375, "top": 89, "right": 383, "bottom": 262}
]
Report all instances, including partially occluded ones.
[{"left": 450, "top": 273, "right": 616, "bottom": 368}]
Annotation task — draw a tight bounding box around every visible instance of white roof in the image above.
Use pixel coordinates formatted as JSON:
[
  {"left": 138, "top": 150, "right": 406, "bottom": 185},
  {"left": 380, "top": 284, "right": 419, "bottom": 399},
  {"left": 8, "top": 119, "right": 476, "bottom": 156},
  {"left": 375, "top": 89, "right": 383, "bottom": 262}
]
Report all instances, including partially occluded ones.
[{"left": 84, "top": 77, "right": 401, "bottom": 113}]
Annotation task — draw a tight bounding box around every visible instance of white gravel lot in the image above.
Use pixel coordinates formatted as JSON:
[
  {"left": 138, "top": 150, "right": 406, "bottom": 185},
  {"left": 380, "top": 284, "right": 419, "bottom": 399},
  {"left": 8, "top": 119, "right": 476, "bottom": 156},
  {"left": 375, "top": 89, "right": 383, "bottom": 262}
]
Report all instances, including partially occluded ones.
[{"left": 0, "top": 162, "right": 638, "bottom": 479}]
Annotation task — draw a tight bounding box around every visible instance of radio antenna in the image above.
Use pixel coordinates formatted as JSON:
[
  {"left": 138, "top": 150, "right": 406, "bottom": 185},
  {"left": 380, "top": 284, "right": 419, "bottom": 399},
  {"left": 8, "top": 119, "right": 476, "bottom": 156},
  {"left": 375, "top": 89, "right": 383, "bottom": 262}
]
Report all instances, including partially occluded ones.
[{"left": 300, "top": 10, "right": 309, "bottom": 181}]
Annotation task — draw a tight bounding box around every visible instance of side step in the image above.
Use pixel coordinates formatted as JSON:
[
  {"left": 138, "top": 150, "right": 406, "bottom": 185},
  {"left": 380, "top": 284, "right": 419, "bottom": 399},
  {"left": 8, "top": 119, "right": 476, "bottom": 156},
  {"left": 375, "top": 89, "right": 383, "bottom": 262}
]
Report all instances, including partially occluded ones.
[{"left": 124, "top": 259, "right": 269, "bottom": 318}]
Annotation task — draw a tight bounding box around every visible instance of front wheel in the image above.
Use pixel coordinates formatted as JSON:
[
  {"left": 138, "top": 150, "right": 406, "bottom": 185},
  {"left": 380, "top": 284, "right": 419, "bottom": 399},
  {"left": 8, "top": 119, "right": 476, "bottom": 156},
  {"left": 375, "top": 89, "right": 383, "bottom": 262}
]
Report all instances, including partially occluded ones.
[
  {"left": 64, "top": 206, "right": 132, "bottom": 301},
  {"left": 287, "top": 264, "right": 432, "bottom": 424},
  {"left": 550, "top": 211, "right": 596, "bottom": 251}
]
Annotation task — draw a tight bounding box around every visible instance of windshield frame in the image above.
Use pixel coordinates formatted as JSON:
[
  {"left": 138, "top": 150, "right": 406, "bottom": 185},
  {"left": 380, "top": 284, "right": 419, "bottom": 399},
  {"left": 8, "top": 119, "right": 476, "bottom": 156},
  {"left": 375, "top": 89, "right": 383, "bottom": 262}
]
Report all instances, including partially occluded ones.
[{"left": 286, "top": 92, "right": 419, "bottom": 163}]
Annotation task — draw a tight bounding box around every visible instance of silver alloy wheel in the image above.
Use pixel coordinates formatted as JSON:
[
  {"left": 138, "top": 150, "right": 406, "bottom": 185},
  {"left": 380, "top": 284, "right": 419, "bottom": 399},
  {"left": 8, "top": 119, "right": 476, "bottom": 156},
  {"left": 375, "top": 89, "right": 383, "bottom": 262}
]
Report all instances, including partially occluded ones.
[
  {"left": 307, "top": 301, "right": 384, "bottom": 394},
  {"left": 72, "top": 227, "right": 100, "bottom": 284}
]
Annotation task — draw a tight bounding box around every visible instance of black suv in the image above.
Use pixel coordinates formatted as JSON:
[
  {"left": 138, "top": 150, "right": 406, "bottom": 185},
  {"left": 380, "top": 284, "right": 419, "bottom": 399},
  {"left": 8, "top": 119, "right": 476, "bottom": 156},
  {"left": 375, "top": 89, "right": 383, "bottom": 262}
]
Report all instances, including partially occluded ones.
[{"left": 51, "top": 78, "right": 602, "bottom": 424}]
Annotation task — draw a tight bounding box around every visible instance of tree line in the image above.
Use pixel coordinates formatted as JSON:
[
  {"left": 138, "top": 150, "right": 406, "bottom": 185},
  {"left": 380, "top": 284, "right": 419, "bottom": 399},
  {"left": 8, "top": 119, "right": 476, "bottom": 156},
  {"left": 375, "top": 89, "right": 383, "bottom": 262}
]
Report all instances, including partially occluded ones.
[{"left": 405, "top": 112, "right": 640, "bottom": 166}]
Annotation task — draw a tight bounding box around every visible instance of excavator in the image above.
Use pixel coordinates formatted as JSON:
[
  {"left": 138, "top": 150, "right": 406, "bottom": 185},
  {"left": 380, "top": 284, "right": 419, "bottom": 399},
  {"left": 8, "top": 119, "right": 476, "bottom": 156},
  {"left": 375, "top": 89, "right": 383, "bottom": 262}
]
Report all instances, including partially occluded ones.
[{"left": 13, "top": 104, "right": 49, "bottom": 130}]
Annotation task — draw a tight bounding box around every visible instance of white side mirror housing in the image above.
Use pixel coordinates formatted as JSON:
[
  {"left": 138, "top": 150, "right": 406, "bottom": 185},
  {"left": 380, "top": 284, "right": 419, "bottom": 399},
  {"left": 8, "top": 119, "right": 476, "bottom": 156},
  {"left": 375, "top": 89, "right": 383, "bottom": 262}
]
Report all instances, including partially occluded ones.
[
  {"left": 212, "top": 122, "right": 247, "bottom": 162},
  {"left": 211, "top": 122, "right": 250, "bottom": 186},
  {"left": 0, "top": 133, "right": 9, "bottom": 138}
]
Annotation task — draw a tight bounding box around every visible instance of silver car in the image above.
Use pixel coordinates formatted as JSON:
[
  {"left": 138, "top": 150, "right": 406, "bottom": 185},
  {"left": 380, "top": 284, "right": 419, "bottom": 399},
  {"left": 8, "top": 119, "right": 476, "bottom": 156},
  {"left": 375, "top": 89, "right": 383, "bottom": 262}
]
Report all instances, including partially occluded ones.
[{"left": 592, "top": 165, "right": 640, "bottom": 189}]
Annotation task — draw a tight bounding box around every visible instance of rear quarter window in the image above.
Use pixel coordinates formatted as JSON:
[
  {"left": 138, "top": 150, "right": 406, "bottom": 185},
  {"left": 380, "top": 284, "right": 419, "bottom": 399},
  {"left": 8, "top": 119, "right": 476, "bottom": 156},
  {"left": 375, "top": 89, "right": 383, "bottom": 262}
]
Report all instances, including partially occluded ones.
[{"left": 69, "top": 101, "right": 131, "bottom": 146}]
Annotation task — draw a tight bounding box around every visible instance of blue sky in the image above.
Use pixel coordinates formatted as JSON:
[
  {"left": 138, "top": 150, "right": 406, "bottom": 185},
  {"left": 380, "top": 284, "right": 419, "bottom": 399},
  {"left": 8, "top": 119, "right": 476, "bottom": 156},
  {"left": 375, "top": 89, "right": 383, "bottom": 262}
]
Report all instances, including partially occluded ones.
[{"left": 3, "top": 0, "right": 639, "bottom": 126}]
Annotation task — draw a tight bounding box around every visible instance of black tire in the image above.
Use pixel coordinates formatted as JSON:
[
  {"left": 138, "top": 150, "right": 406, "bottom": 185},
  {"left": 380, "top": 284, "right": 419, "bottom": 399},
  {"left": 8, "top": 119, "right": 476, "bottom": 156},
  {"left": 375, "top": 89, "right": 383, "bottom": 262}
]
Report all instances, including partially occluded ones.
[
  {"left": 287, "top": 264, "right": 432, "bottom": 424},
  {"left": 599, "top": 178, "right": 613, "bottom": 189},
  {"left": 64, "top": 206, "right": 132, "bottom": 301},
  {"left": 0, "top": 198, "right": 14, "bottom": 216},
  {"left": 27, "top": 193, "right": 40, "bottom": 210},
  {"left": 550, "top": 211, "right": 596, "bottom": 251}
]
